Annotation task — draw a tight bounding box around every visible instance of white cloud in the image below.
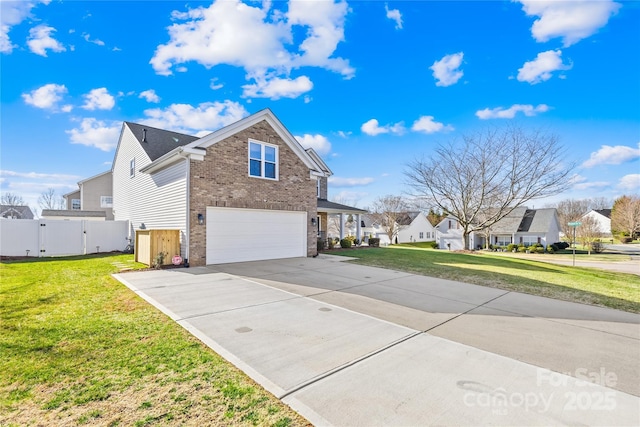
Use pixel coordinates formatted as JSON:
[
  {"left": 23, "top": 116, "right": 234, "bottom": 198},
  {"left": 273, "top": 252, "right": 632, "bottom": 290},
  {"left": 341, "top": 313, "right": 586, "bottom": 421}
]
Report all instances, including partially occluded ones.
[
  {"left": 0, "top": 169, "right": 80, "bottom": 181},
  {"left": 0, "top": 168, "right": 81, "bottom": 213},
  {"left": 27, "top": 24, "right": 65, "bottom": 56},
  {"left": 573, "top": 181, "right": 611, "bottom": 190},
  {"left": 210, "top": 78, "right": 224, "bottom": 90},
  {"left": 361, "top": 118, "right": 405, "bottom": 136},
  {"left": 430, "top": 52, "right": 464, "bottom": 87},
  {"left": 582, "top": 143, "right": 640, "bottom": 168},
  {"left": 295, "top": 134, "right": 331, "bottom": 155},
  {"left": 0, "top": 0, "right": 50, "bottom": 53},
  {"left": 139, "top": 89, "right": 160, "bottom": 103},
  {"left": 336, "top": 130, "right": 351, "bottom": 138},
  {"left": 385, "top": 4, "right": 403, "bottom": 30},
  {"left": 411, "top": 116, "right": 453, "bottom": 133},
  {"left": 22, "top": 83, "right": 68, "bottom": 110},
  {"left": 141, "top": 100, "right": 249, "bottom": 135},
  {"left": 517, "top": 0, "right": 621, "bottom": 47},
  {"left": 328, "top": 177, "right": 375, "bottom": 187},
  {"left": 618, "top": 174, "right": 640, "bottom": 190},
  {"left": 82, "top": 88, "right": 115, "bottom": 110},
  {"left": 150, "top": 0, "right": 352, "bottom": 99},
  {"left": 476, "top": 104, "right": 550, "bottom": 119},
  {"left": 66, "top": 118, "right": 122, "bottom": 151},
  {"left": 242, "top": 74, "right": 313, "bottom": 99},
  {"left": 82, "top": 33, "right": 105, "bottom": 46},
  {"left": 517, "top": 50, "right": 571, "bottom": 84}
]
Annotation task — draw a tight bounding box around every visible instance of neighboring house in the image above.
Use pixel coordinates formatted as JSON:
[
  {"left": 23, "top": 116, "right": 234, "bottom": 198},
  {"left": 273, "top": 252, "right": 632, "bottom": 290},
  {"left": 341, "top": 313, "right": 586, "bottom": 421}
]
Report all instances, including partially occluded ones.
[
  {"left": 582, "top": 209, "right": 612, "bottom": 237},
  {"left": 41, "top": 210, "right": 106, "bottom": 221},
  {"left": 63, "top": 171, "right": 114, "bottom": 220},
  {"left": 435, "top": 216, "right": 464, "bottom": 250},
  {"left": 111, "top": 108, "right": 359, "bottom": 266},
  {"left": 360, "top": 211, "right": 437, "bottom": 245},
  {"left": 0, "top": 205, "right": 34, "bottom": 219},
  {"left": 396, "top": 212, "right": 437, "bottom": 244},
  {"left": 434, "top": 208, "right": 561, "bottom": 250}
]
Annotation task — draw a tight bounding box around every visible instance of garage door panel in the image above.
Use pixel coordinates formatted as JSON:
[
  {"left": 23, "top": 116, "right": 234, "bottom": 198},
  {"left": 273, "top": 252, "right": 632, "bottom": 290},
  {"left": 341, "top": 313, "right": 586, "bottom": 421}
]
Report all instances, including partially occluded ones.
[{"left": 206, "top": 207, "right": 307, "bottom": 264}]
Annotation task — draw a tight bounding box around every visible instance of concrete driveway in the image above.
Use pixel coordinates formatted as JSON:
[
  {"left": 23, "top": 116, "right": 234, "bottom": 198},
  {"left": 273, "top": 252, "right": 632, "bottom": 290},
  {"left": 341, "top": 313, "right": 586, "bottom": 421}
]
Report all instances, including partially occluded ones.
[{"left": 114, "top": 255, "right": 640, "bottom": 426}]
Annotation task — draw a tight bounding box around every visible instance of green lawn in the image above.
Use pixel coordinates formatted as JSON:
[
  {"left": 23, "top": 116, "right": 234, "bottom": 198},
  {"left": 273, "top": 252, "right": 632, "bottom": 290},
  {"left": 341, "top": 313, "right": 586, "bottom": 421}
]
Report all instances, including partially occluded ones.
[
  {"left": 0, "top": 254, "right": 308, "bottom": 427},
  {"left": 331, "top": 244, "right": 640, "bottom": 313}
]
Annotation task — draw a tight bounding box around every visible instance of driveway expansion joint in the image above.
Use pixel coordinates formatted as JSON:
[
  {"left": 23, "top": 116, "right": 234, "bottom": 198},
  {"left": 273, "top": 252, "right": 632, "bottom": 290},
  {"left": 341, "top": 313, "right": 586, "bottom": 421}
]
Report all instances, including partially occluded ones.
[
  {"left": 278, "top": 330, "right": 423, "bottom": 400},
  {"left": 424, "top": 290, "right": 512, "bottom": 333}
]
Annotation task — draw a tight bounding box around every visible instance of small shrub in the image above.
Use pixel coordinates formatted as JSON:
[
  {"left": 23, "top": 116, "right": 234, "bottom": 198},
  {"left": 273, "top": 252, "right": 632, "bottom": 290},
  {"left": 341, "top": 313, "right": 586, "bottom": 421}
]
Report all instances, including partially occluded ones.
[
  {"left": 153, "top": 252, "right": 167, "bottom": 269},
  {"left": 546, "top": 245, "right": 554, "bottom": 254},
  {"left": 517, "top": 246, "right": 527, "bottom": 253},
  {"left": 369, "top": 237, "right": 380, "bottom": 247},
  {"left": 591, "top": 241, "right": 604, "bottom": 253},
  {"left": 554, "top": 242, "right": 570, "bottom": 250},
  {"left": 425, "top": 241, "right": 438, "bottom": 249},
  {"left": 507, "top": 244, "right": 517, "bottom": 252},
  {"left": 317, "top": 238, "right": 326, "bottom": 252},
  {"left": 328, "top": 239, "right": 335, "bottom": 249},
  {"left": 535, "top": 247, "right": 545, "bottom": 254},
  {"left": 340, "top": 238, "right": 352, "bottom": 248}
]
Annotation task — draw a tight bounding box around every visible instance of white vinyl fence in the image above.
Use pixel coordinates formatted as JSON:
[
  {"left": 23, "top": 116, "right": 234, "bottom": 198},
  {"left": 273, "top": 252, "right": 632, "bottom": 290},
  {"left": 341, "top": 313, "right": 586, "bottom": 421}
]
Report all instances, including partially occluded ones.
[{"left": 0, "top": 219, "right": 129, "bottom": 257}]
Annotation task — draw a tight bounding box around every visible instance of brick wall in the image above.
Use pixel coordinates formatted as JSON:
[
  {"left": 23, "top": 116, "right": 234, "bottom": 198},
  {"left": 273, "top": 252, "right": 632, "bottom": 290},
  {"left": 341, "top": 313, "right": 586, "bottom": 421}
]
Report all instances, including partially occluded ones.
[
  {"left": 188, "top": 120, "right": 317, "bottom": 266},
  {"left": 318, "top": 176, "right": 328, "bottom": 199}
]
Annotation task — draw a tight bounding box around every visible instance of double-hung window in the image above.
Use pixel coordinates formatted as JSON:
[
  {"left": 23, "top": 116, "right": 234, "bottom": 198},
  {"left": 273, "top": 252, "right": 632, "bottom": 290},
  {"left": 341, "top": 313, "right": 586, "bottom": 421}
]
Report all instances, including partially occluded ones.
[
  {"left": 101, "top": 196, "right": 113, "bottom": 208},
  {"left": 249, "top": 140, "right": 278, "bottom": 180}
]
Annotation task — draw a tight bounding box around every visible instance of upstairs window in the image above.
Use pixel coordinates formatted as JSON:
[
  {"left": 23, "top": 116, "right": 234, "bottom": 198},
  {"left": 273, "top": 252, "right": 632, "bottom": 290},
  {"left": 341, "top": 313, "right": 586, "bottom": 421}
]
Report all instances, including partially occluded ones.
[
  {"left": 130, "top": 158, "right": 135, "bottom": 178},
  {"left": 249, "top": 140, "right": 278, "bottom": 180}
]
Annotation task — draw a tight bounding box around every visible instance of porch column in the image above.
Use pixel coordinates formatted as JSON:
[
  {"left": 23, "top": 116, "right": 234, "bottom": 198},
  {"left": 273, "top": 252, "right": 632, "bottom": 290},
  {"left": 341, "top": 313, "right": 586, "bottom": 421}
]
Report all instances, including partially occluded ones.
[
  {"left": 356, "top": 214, "right": 361, "bottom": 242},
  {"left": 339, "top": 213, "right": 345, "bottom": 239}
]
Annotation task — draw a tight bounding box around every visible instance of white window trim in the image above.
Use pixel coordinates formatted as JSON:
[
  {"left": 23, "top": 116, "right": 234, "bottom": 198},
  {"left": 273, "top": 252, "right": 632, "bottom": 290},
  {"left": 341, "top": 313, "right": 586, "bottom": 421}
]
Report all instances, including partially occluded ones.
[
  {"left": 130, "top": 158, "right": 135, "bottom": 178},
  {"left": 248, "top": 139, "right": 279, "bottom": 180},
  {"left": 100, "top": 196, "right": 113, "bottom": 208},
  {"left": 71, "top": 199, "right": 81, "bottom": 210}
]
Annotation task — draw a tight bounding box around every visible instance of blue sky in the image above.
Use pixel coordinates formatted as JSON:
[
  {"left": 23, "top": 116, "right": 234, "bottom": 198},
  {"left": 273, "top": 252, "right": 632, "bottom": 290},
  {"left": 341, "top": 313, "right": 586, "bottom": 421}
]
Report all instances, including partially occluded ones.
[{"left": 1, "top": 0, "right": 639, "bottom": 215}]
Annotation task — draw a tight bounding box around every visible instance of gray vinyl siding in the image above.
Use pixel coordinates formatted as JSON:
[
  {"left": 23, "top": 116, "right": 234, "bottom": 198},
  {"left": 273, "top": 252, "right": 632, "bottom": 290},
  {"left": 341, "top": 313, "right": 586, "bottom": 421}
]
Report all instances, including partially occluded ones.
[
  {"left": 80, "top": 172, "right": 113, "bottom": 220},
  {"left": 113, "top": 125, "right": 188, "bottom": 257}
]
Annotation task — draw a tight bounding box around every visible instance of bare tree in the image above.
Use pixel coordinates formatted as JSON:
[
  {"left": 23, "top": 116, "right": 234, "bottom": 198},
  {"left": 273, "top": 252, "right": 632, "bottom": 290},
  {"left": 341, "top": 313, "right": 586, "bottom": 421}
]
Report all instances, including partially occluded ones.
[
  {"left": 405, "top": 126, "right": 574, "bottom": 250},
  {"left": 548, "top": 199, "right": 591, "bottom": 241},
  {"left": 1, "top": 192, "right": 25, "bottom": 206},
  {"left": 611, "top": 195, "right": 640, "bottom": 241},
  {"left": 546, "top": 197, "right": 614, "bottom": 240},
  {"left": 590, "top": 197, "right": 612, "bottom": 210},
  {"left": 369, "top": 195, "right": 407, "bottom": 244},
  {"left": 577, "top": 215, "right": 602, "bottom": 255},
  {"left": 38, "top": 188, "right": 65, "bottom": 210}
]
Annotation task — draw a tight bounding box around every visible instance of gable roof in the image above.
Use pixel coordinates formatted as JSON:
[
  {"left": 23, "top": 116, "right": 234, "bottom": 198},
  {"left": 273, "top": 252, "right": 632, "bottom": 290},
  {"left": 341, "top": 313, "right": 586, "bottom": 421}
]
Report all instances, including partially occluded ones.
[
  {"left": 0, "top": 205, "right": 34, "bottom": 219},
  {"left": 186, "top": 108, "right": 328, "bottom": 176},
  {"left": 396, "top": 211, "right": 420, "bottom": 226},
  {"left": 593, "top": 209, "right": 612, "bottom": 219},
  {"left": 491, "top": 208, "right": 558, "bottom": 234},
  {"left": 124, "top": 122, "right": 200, "bottom": 161}
]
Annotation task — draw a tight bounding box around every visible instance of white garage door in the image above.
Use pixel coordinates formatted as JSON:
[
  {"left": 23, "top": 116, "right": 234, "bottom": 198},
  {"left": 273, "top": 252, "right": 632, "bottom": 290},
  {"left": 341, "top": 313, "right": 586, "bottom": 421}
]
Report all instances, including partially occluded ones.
[{"left": 206, "top": 207, "right": 307, "bottom": 264}]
